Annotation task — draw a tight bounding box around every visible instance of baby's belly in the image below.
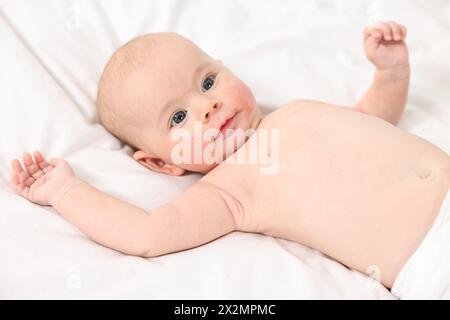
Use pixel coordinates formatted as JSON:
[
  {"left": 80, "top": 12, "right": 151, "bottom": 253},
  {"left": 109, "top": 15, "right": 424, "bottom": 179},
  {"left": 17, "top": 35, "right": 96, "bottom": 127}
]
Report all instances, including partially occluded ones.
[{"left": 233, "top": 102, "right": 450, "bottom": 288}]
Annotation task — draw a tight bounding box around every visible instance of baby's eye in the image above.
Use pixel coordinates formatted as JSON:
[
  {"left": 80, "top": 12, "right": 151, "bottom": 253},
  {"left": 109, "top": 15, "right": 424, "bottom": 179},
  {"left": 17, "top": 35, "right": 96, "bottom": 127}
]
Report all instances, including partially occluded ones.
[
  {"left": 170, "top": 109, "right": 187, "bottom": 127},
  {"left": 202, "top": 75, "right": 215, "bottom": 92}
]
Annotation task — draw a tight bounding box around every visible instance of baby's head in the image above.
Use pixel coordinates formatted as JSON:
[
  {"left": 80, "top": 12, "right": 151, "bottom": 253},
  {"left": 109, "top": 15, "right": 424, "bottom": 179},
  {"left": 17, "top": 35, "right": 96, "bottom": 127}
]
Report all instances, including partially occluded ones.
[{"left": 97, "top": 32, "right": 261, "bottom": 175}]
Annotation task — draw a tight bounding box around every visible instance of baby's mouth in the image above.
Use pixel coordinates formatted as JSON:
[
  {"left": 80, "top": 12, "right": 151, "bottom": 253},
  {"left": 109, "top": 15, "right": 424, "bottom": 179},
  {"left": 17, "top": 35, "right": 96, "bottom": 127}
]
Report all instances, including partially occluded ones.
[
  {"left": 220, "top": 114, "right": 236, "bottom": 132},
  {"left": 216, "top": 113, "right": 237, "bottom": 139}
]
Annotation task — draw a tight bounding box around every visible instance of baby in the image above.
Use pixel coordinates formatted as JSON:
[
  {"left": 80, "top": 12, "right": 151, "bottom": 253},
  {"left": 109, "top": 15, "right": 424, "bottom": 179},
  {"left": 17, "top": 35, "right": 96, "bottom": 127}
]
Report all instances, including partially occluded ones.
[{"left": 10, "top": 21, "right": 450, "bottom": 299}]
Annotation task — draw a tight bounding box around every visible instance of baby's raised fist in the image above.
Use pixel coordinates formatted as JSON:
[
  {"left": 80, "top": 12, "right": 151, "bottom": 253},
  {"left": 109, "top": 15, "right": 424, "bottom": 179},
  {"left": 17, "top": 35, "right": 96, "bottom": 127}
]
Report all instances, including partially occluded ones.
[
  {"left": 363, "top": 21, "right": 409, "bottom": 70},
  {"left": 364, "top": 21, "right": 407, "bottom": 42}
]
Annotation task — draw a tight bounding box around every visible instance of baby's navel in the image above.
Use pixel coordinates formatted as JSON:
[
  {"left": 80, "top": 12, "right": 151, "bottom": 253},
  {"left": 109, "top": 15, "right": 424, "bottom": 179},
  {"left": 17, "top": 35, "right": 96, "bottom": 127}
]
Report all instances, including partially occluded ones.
[
  {"left": 417, "top": 168, "right": 433, "bottom": 180},
  {"left": 410, "top": 161, "right": 434, "bottom": 180}
]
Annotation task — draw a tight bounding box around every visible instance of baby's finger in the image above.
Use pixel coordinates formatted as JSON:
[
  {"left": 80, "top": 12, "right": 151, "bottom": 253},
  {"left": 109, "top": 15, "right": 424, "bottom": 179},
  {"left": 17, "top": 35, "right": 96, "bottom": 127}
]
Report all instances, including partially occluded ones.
[
  {"left": 21, "top": 154, "right": 37, "bottom": 187},
  {"left": 33, "top": 151, "right": 52, "bottom": 170},
  {"left": 364, "top": 27, "right": 382, "bottom": 44},
  {"left": 371, "top": 28, "right": 382, "bottom": 40},
  {"left": 33, "top": 151, "right": 53, "bottom": 174},
  {"left": 10, "top": 174, "right": 26, "bottom": 196},
  {"left": 10, "top": 172, "right": 22, "bottom": 195},
  {"left": 11, "top": 159, "right": 24, "bottom": 174},
  {"left": 376, "top": 22, "right": 392, "bottom": 41},
  {"left": 10, "top": 172, "right": 19, "bottom": 185},
  {"left": 400, "top": 25, "right": 407, "bottom": 38},
  {"left": 9, "top": 162, "right": 28, "bottom": 194},
  {"left": 387, "top": 21, "right": 402, "bottom": 41},
  {"left": 363, "top": 27, "right": 380, "bottom": 40},
  {"left": 23, "top": 152, "right": 43, "bottom": 179},
  {"left": 11, "top": 159, "right": 30, "bottom": 183}
]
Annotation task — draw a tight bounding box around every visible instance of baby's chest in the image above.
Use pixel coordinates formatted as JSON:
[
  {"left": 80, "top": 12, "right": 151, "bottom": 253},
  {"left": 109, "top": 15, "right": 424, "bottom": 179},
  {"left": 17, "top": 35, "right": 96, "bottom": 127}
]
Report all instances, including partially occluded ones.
[{"left": 223, "top": 105, "right": 425, "bottom": 232}]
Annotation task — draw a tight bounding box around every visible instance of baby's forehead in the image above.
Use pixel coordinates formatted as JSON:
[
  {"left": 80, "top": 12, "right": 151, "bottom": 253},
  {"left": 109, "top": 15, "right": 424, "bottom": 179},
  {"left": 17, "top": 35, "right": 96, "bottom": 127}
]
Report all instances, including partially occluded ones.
[
  {"left": 112, "top": 34, "right": 195, "bottom": 79},
  {"left": 131, "top": 39, "right": 211, "bottom": 87},
  {"left": 115, "top": 34, "right": 213, "bottom": 119}
]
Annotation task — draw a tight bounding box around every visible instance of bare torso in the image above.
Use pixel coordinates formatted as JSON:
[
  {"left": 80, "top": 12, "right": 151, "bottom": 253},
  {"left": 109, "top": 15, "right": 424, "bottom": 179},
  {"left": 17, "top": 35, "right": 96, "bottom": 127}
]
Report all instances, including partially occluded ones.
[{"left": 201, "top": 100, "right": 450, "bottom": 288}]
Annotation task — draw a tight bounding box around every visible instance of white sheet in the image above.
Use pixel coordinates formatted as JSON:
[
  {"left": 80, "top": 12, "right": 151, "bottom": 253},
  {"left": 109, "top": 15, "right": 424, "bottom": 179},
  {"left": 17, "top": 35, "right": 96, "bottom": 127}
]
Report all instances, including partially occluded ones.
[{"left": 1, "top": 0, "right": 449, "bottom": 299}]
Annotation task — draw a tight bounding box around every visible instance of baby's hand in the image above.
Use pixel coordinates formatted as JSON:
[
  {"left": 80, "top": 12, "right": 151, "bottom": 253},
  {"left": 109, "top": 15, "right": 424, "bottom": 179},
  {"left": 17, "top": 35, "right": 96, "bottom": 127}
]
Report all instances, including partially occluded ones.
[
  {"left": 10, "top": 151, "right": 75, "bottom": 206},
  {"left": 363, "top": 21, "right": 409, "bottom": 70}
]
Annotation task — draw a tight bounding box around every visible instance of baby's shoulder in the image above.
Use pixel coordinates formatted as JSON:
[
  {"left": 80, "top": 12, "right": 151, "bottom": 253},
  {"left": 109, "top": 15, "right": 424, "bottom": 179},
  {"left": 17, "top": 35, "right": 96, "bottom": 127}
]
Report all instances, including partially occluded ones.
[
  {"left": 270, "top": 99, "right": 330, "bottom": 115},
  {"left": 260, "top": 99, "right": 331, "bottom": 125},
  {"left": 283, "top": 99, "right": 327, "bottom": 108}
]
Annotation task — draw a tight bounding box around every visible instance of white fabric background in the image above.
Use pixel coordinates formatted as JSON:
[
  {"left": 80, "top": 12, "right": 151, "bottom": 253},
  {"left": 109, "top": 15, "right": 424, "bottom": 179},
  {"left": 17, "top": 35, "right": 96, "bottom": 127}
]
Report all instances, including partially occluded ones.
[{"left": 0, "top": 0, "right": 449, "bottom": 299}]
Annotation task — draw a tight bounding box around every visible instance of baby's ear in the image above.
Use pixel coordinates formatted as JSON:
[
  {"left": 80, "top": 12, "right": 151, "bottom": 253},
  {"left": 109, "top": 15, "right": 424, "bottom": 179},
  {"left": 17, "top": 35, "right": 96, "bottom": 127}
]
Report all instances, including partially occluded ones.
[{"left": 133, "top": 150, "right": 185, "bottom": 176}]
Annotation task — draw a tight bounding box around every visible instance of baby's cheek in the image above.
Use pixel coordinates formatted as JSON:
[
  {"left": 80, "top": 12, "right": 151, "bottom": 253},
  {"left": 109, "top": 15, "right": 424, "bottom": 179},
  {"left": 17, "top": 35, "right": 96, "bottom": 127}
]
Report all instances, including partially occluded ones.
[
  {"left": 169, "top": 129, "right": 213, "bottom": 163},
  {"left": 223, "top": 78, "right": 257, "bottom": 114}
]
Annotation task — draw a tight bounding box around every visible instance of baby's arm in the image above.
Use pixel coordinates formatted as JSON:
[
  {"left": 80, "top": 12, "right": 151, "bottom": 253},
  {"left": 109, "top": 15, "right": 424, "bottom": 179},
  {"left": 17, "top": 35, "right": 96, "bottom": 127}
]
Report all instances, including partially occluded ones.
[
  {"left": 355, "top": 21, "right": 410, "bottom": 125},
  {"left": 10, "top": 152, "right": 237, "bottom": 257}
]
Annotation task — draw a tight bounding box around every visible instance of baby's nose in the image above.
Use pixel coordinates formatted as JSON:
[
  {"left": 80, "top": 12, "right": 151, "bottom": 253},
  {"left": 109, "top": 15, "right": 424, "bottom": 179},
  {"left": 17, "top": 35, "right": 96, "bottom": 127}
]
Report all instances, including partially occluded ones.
[{"left": 201, "top": 100, "right": 220, "bottom": 123}]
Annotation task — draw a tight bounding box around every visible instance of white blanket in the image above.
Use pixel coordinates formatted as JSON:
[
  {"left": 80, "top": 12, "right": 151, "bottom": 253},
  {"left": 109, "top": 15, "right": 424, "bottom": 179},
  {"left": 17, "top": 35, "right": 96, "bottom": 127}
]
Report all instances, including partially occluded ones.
[{"left": 0, "top": 0, "right": 449, "bottom": 299}]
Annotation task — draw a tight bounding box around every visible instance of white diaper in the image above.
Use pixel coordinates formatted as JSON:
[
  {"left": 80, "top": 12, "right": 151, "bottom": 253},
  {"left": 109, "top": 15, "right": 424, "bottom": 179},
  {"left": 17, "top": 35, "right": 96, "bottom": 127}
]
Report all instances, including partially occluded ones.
[{"left": 391, "top": 190, "right": 450, "bottom": 299}]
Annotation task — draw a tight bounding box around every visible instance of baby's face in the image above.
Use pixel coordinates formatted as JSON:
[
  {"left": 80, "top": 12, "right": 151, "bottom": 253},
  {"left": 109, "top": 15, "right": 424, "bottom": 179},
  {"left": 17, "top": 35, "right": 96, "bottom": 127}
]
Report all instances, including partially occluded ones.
[{"left": 122, "top": 34, "right": 261, "bottom": 175}]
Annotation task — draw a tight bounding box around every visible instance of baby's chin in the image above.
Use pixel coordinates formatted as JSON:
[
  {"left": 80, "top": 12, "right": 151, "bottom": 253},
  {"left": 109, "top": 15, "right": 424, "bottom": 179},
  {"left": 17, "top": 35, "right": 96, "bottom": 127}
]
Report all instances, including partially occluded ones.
[{"left": 172, "top": 130, "right": 247, "bottom": 174}]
